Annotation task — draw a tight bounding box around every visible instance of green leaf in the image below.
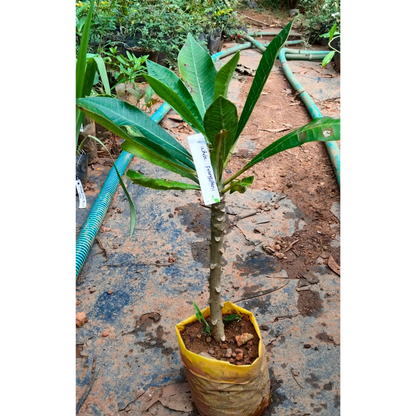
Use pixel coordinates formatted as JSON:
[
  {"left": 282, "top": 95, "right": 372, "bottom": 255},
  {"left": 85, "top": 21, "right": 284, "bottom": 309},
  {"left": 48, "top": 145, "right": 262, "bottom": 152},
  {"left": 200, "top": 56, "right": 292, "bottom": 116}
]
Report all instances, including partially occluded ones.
[
  {"left": 81, "top": 58, "right": 98, "bottom": 97},
  {"left": 121, "top": 142, "right": 199, "bottom": 183},
  {"left": 213, "top": 51, "right": 240, "bottom": 101},
  {"left": 126, "top": 171, "right": 200, "bottom": 191},
  {"left": 76, "top": 100, "right": 199, "bottom": 182},
  {"left": 235, "top": 20, "right": 294, "bottom": 141},
  {"left": 328, "top": 23, "right": 337, "bottom": 42},
  {"left": 75, "top": 0, "right": 95, "bottom": 150},
  {"left": 91, "top": 55, "right": 111, "bottom": 95},
  {"left": 320, "top": 31, "right": 340, "bottom": 38},
  {"left": 145, "top": 61, "right": 205, "bottom": 133},
  {"left": 223, "top": 314, "right": 242, "bottom": 323},
  {"left": 192, "top": 301, "right": 210, "bottom": 334},
  {"left": 77, "top": 97, "right": 195, "bottom": 170},
  {"left": 322, "top": 51, "right": 335, "bottom": 67},
  {"left": 211, "top": 129, "right": 230, "bottom": 183},
  {"left": 243, "top": 118, "right": 340, "bottom": 172},
  {"left": 178, "top": 33, "right": 217, "bottom": 117},
  {"left": 226, "top": 176, "right": 254, "bottom": 194},
  {"left": 75, "top": 0, "right": 95, "bottom": 101},
  {"left": 204, "top": 96, "right": 238, "bottom": 156},
  {"left": 145, "top": 85, "right": 155, "bottom": 99}
]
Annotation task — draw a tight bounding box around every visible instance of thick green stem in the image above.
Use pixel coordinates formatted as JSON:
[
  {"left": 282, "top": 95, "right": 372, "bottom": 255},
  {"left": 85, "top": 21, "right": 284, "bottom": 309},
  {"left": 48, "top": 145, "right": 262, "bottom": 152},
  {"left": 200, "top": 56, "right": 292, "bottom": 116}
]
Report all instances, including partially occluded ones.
[{"left": 209, "top": 195, "right": 226, "bottom": 342}]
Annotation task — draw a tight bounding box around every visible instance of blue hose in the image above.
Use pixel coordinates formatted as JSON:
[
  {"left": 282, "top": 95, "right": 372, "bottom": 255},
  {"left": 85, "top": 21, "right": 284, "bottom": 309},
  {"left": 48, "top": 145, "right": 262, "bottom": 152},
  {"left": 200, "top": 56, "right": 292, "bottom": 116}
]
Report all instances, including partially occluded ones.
[
  {"left": 211, "top": 42, "right": 252, "bottom": 61},
  {"left": 278, "top": 48, "right": 340, "bottom": 186},
  {"left": 76, "top": 102, "right": 172, "bottom": 279}
]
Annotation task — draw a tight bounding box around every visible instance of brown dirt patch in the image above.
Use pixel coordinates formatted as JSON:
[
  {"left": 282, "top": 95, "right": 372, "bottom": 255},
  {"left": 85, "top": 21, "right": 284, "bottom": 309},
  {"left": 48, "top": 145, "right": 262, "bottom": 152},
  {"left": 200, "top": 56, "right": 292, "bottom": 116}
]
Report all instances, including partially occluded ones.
[
  {"left": 180, "top": 314, "right": 260, "bottom": 365},
  {"left": 224, "top": 68, "right": 340, "bottom": 276},
  {"left": 297, "top": 290, "right": 323, "bottom": 317}
]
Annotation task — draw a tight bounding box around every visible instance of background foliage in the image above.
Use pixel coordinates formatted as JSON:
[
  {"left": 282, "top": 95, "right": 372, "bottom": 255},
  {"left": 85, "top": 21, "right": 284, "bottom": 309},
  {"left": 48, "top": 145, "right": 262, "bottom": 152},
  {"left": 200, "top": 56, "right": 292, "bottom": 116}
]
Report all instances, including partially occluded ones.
[{"left": 76, "top": 0, "right": 243, "bottom": 64}]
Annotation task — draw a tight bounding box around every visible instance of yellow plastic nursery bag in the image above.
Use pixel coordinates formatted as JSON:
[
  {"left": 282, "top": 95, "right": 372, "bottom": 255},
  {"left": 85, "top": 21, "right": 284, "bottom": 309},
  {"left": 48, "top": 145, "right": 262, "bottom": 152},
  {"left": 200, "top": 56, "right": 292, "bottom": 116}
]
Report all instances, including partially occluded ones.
[{"left": 175, "top": 301, "right": 270, "bottom": 416}]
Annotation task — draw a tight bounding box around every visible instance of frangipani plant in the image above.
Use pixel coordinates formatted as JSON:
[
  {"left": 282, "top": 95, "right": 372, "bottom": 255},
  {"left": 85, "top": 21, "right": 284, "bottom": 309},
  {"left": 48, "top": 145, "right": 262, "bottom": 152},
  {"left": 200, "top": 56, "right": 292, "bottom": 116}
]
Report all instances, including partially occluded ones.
[{"left": 76, "top": 20, "right": 340, "bottom": 342}]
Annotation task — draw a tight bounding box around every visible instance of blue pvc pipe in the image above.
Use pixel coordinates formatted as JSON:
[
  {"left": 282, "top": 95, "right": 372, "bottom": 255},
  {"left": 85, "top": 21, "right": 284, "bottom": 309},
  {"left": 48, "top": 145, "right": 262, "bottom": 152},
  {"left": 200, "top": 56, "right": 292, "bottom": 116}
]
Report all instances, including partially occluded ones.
[
  {"left": 76, "top": 102, "right": 172, "bottom": 279},
  {"left": 278, "top": 48, "right": 340, "bottom": 186},
  {"left": 211, "top": 42, "right": 252, "bottom": 61}
]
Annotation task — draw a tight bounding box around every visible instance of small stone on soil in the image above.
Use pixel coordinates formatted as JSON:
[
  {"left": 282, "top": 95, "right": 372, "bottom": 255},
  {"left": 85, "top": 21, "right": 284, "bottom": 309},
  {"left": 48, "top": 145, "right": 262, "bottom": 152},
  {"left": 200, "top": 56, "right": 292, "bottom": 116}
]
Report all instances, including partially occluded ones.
[
  {"left": 236, "top": 333, "right": 254, "bottom": 347},
  {"left": 220, "top": 344, "right": 228, "bottom": 349},
  {"left": 206, "top": 337, "right": 212, "bottom": 343},
  {"left": 304, "top": 343, "right": 311, "bottom": 349},
  {"left": 260, "top": 324, "right": 270, "bottom": 331},
  {"left": 76, "top": 312, "right": 87, "bottom": 328},
  {"left": 102, "top": 330, "right": 110, "bottom": 337},
  {"left": 225, "top": 348, "right": 233, "bottom": 358}
]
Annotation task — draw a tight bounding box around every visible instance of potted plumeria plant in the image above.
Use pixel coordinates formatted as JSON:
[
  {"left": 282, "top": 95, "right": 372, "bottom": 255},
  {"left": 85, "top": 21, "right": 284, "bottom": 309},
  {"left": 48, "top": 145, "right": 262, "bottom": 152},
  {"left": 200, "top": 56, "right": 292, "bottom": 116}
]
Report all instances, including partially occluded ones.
[{"left": 77, "top": 20, "right": 340, "bottom": 415}]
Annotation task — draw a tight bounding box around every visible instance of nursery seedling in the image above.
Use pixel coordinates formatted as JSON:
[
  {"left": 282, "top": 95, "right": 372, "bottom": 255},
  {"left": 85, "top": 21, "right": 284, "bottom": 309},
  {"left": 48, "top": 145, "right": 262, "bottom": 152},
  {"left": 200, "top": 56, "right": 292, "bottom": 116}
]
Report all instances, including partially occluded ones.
[
  {"left": 77, "top": 21, "right": 340, "bottom": 342},
  {"left": 193, "top": 301, "right": 211, "bottom": 335}
]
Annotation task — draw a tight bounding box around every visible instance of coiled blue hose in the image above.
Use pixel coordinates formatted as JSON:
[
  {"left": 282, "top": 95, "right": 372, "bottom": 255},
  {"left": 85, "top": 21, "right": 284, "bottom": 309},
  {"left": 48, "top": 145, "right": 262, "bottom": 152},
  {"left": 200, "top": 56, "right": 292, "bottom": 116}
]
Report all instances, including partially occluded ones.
[{"left": 76, "top": 102, "right": 172, "bottom": 279}]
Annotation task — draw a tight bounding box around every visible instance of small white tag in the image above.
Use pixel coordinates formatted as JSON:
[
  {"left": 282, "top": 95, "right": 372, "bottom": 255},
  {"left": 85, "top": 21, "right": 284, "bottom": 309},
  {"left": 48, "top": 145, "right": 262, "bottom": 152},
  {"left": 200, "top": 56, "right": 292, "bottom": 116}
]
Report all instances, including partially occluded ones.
[
  {"left": 187, "top": 133, "right": 221, "bottom": 206},
  {"left": 76, "top": 179, "right": 87, "bottom": 209}
]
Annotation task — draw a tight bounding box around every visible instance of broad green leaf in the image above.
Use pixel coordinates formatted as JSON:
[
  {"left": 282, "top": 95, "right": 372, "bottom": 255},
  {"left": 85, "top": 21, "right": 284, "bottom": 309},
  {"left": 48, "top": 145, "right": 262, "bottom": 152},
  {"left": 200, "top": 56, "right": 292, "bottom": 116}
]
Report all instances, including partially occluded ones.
[
  {"left": 214, "top": 51, "right": 240, "bottom": 101},
  {"left": 76, "top": 100, "right": 199, "bottom": 182},
  {"left": 121, "top": 142, "right": 199, "bottom": 183},
  {"left": 77, "top": 97, "right": 195, "bottom": 170},
  {"left": 242, "top": 118, "right": 340, "bottom": 173},
  {"left": 178, "top": 33, "right": 217, "bottom": 117},
  {"left": 126, "top": 170, "right": 200, "bottom": 191},
  {"left": 204, "top": 96, "right": 238, "bottom": 156},
  {"left": 322, "top": 51, "right": 335, "bottom": 67},
  {"left": 234, "top": 20, "right": 294, "bottom": 141},
  {"left": 145, "top": 61, "right": 204, "bottom": 133}
]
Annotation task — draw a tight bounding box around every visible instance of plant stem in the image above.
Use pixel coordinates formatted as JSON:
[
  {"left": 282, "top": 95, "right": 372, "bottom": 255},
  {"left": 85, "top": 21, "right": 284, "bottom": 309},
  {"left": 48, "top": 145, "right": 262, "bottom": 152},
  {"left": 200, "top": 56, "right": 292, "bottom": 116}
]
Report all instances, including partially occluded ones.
[
  {"left": 209, "top": 194, "right": 226, "bottom": 342},
  {"left": 223, "top": 165, "right": 249, "bottom": 186}
]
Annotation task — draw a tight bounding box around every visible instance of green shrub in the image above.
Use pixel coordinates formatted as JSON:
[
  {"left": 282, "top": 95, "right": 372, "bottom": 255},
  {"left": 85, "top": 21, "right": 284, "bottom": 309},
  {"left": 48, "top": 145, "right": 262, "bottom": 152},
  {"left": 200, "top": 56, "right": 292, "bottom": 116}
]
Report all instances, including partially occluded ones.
[
  {"left": 76, "top": 0, "right": 245, "bottom": 65},
  {"left": 299, "top": 0, "right": 340, "bottom": 44}
]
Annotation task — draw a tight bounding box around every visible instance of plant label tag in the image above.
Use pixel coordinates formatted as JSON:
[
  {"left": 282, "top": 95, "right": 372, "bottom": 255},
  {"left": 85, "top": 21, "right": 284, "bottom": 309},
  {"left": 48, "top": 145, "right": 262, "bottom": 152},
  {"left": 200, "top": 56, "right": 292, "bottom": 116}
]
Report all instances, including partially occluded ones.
[
  {"left": 76, "top": 179, "right": 87, "bottom": 209},
  {"left": 187, "top": 133, "right": 220, "bottom": 206}
]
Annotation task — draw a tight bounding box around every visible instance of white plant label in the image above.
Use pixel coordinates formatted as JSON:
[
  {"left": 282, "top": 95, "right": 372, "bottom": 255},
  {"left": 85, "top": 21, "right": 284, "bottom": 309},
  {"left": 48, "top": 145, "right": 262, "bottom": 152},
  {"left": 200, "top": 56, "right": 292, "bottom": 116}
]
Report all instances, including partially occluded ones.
[
  {"left": 187, "top": 133, "right": 220, "bottom": 206},
  {"left": 76, "top": 179, "right": 87, "bottom": 209}
]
